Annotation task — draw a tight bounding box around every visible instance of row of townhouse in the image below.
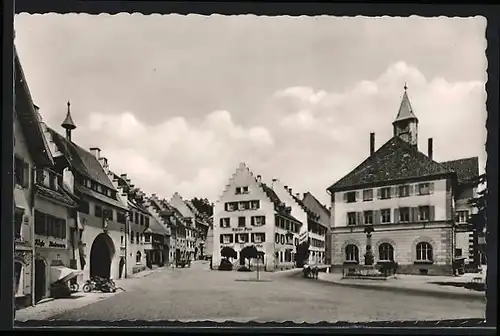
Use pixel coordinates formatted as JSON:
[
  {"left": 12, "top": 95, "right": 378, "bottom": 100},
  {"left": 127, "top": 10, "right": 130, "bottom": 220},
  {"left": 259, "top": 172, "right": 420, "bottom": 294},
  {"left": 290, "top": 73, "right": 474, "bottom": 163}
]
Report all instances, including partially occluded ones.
[
  {"left": 13, "top": 48, "right": 210, "bottom": 309},
  {"left": 326, "top": 85, "right": 483, "bottom": 275},
  {"left": 211, "top": 164, "right": 330, "bottom": 271}
]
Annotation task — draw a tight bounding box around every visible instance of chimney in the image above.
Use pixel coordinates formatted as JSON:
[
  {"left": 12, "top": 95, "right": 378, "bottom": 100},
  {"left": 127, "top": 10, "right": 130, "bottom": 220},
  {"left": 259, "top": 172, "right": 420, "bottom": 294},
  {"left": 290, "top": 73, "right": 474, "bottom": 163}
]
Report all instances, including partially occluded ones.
[
  {"left": 296, "top": 193, "right": 300, "bottom": 199},
  {"left": 288, "top": 188, "right": 293, "bottom": 195},
  {"left": 256, "top": 175, "right": 262, "bottom": 183},
  {"left": 98, "top": 157, "right": 108, "bottom": 168},
  {"left": 284, "top": 185, "right": 288, "bottom": 190},
  {"left": 89, "top": 147, "right": 101, "bottom": 159},
  {"left": 370, "top": 132, "right": 375, "bottom": 156},
  {"left": 303, "top": 192, "right": 307, "bottom": 199},
  {"left": 428, "top": 138, "right": 433, "bottom": 160},
  {"left": 272, "top": 178, "right": 277, "bottom": 188}
]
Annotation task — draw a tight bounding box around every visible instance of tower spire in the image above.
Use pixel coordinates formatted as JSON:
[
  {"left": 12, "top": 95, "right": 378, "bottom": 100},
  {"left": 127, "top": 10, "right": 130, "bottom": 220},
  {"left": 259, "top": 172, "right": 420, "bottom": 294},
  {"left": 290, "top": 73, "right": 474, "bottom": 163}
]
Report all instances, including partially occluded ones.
[
  {"left": 392, "top": 84, "right": 419, "bottom": 147},
  {"left": 61, "top": 101, "right": 77, "bottom": 141}
]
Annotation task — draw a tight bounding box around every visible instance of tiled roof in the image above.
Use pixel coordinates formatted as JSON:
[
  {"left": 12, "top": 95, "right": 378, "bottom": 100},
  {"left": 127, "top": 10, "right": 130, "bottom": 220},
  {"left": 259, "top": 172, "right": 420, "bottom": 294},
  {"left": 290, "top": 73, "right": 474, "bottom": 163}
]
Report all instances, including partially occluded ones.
[
  {"left": 328, "top": 136, "right": 454, "bottom": 192},
  {"left": 146, "top": 217, "right": 170, "bottom": 235},
  {"left": 440, "top": 157, "right": 479, "bottom": 184},
  {"left": 35, "top": 184, "right": 77, "bottom": 207},
  {"left": 75, "top": 184, "right": 128, "bottom": 210},
  {"left": 49, "top": 129, "right": 115, "bottom": 190},
  {"left": 14, "top": 47, "right": 53, "bottom": 167},
  {"left": 261, "top": 183, "right": 301, "bottom": 223},
  {"left": 304, "top": 192, "right": 331, "bottom": 216}
]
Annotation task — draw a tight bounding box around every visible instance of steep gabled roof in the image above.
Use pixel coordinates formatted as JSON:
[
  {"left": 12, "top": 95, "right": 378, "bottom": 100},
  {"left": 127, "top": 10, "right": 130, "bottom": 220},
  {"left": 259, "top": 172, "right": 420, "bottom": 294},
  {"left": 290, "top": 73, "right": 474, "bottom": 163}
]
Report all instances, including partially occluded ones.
[
  {"left": 261, "top": 183, "right": 301, "bottom": 223},
  {"left": 304, "top": 192, "right": 331, "bottom": 216},
  {"left": 328, "top": 136, "right": 454, "bottom": 192},
  {"left": 440, "top": 157, "right": 479, "bottom": 185},
  {"left": 145, "top": 216, "right": 170, "bottom": 235},
  {"left": 48, "top": 128, "right": 115, "bottom": 190},
  {"left": 14, "top": 47, "right": 53, "bottom": 167}
]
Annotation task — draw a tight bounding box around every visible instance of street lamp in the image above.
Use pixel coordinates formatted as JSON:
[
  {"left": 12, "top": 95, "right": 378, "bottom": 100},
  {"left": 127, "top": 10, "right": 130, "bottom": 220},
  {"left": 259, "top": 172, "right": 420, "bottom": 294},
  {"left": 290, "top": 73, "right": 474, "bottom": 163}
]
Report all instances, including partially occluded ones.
[{"left": 364, "top": 225, "right": 375, "bottom": 266}]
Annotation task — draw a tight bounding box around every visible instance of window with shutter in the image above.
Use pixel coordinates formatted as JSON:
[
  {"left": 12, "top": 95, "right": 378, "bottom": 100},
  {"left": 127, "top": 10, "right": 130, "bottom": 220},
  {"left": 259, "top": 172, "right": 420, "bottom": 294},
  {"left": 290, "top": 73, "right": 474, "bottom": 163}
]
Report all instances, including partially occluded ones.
[
  {"left": 394, "top": 208, "right": 400, "bottom": 223},
  {"left": 381, "top": 209, "right": 391, "bottom": 223},
  {"left": 377, "top": 188, "right": 382, "bottom": 199},
  {"left": 429, "top": 206, "right": 435, "bottom": 221}
]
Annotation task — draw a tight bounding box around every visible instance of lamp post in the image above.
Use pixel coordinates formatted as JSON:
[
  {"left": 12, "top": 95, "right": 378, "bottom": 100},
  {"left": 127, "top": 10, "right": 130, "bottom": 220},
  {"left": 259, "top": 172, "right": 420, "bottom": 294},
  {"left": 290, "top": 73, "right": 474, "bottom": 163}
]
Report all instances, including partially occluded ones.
[{"left": 364, "top": 226, "right": 375, "bottom": 266}]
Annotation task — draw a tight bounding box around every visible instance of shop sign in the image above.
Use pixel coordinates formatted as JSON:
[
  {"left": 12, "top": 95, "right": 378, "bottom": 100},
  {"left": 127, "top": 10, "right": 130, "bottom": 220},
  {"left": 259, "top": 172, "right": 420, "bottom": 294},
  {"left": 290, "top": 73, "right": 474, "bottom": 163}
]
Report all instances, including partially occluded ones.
[
  {"left": 232, "top": 227, "right": 252, "bottom": 232},
  {"left": 35, "top": 237, "right": 67, "bottom": 249}
]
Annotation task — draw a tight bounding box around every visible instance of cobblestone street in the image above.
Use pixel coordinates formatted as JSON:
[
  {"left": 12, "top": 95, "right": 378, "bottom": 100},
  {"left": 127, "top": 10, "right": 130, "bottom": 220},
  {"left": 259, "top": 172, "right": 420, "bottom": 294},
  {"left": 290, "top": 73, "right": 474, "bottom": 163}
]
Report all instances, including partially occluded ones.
[{"left": 21, "top": 262, "right": 485, "bottom": 323}]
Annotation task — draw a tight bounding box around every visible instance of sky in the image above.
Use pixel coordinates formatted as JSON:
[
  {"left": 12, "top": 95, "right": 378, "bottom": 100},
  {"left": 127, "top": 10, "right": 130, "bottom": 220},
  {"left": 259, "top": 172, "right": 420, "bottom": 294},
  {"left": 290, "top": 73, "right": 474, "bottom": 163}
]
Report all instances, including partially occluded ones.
[{"left": 14, "top": 14, "right": 487, "bottom": 205}]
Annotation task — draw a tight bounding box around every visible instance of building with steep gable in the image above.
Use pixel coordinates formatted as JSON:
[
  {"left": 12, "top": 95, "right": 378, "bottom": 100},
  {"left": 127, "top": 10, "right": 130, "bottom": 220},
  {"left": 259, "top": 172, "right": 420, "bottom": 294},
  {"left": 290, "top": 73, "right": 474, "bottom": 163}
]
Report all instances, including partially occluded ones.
[
  {"left": 212, "top": 163, "right": 302, "bottom": 271},
  {"left": 14, "top": 48, "right": 57, "bottom": 308},
  {"left": 170, "top": 193, "right": 210, "bottom": 260},
  {"left": 302, "top": 192, "right": 331, "bottom": 265},
  {"left": 44, "top": 106, "right": 129, "bottom": 282},
  {"left": 271, "top": 180, "right": 328, "bottom": 266},
  {"left": 327, "top": 85, "right": 480, "bottom": 276}
]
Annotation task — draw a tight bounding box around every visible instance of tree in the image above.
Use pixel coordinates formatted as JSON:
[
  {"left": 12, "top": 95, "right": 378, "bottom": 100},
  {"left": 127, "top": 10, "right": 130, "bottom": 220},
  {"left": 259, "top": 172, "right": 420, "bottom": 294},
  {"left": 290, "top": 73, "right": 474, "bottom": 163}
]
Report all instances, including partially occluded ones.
[
  {"left": 190, "top": 197, "right": 214, "bottom": 217},
  {"left": 469, "top": 173, "right": 487, "bottom": 264},
  {"left": 220, "top": 246, "right": 237, "bottom": 261},
  {"left": 295, "top": 241, "right": 310, "bottom": 268}
]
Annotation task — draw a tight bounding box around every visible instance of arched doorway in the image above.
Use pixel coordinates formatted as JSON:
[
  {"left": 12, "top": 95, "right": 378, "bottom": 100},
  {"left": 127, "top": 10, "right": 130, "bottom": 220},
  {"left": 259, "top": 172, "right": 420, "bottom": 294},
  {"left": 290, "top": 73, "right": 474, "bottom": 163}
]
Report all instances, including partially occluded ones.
[
  {"left": 118, "top": 257, "right": 125, "bottom": 279},
  {"left": 34, "top": 259, "right": 46, "bottom": 303},
  {"left": 90, "top": 233, "right": 116, "bottom": 279}
]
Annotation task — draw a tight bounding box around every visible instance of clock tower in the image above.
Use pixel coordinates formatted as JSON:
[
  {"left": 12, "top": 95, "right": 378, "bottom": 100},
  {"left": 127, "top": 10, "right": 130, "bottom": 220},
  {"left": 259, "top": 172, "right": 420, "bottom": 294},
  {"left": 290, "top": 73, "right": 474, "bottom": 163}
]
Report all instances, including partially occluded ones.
[{"left": 392, "top": 83, "right": 419, "bottom": 148}]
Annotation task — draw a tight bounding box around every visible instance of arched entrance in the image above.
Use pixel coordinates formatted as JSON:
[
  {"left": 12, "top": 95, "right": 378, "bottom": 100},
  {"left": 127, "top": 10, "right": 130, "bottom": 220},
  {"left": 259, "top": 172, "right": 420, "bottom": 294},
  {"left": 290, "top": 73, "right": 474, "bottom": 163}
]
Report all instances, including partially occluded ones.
[
  {"left": 90, "top": 233, "right": 116, "bottom": 279},
  {"left": 118, "top": 257, "right": 125, "bottom": 279},
  {"left": 34, "top": 259, "right": 46, "bottom": 303}
]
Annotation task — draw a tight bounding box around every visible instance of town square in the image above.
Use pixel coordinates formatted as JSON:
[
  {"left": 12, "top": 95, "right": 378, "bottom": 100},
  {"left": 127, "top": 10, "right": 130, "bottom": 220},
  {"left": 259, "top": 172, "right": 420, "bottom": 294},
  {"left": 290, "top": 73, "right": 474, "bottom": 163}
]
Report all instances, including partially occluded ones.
[{"left": 11, "top": 13, "right": 488, "bottom": 325}]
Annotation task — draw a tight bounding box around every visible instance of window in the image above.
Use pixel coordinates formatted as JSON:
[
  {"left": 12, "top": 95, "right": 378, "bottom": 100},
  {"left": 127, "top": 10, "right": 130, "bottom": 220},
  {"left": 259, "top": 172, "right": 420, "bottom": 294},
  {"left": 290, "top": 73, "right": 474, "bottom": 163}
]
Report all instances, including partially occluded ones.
[
  {"left": 364, "top": 211, "right": 373, "bottom": 225},
  {"left": 117, "top": 212, "right": 127, "bottom": 224},
  {"left": 418, "top": 183, "right": 430, "bottom": 195},
  {"left": 136, "top": 232, "right": 140, "bottom": 244},
  {"left": 345, "top": 245, "right": 359, "bottom": 263},
  {"left": 219, "top": 217, "right": 230, "bottom": 228},
  {"left": 136, "top": 251, "right": 142, "bottom": 264},
  {"left": 380, "top": 187, "right": 391, "bottom": 199},
  {"left": 378, "top": 243, "right": 394, "bottom": 261},
  {"left": 14, "top": 208, "right": 24, "bottom": 239},
  {"left": 235, "top": 187, "right": 242, "bottom": 195},
  {"left": 14, "top": 156, "right": 29, "bottom": 188},
  {"left": 237, "top": 233, "right": 248, "bottom": 243},
  {"left": 14, "top": 262, "right": 23, "bottom": 297},
  {"left": 252, "top": 233, "right": 265, "bottom": 243},
  {"left": 103, "top": 208, "right": 113, "bottom": 221},
  {"left": 399, "top": 207, "right": 410, "bottom": 222},
  {"left": 221, "top": 234, "right": 232, "bottom": 244},
  {"left": 363, "top": 189, "right": 373, "bottom": 201},
  {"left": 78, "top": 200, "right": 89, "bottom": 214},
  {"left": 416, "top": 242, "right": 433, "bottom": 262},
  {"left": 238, "top": 216, "right": 246, "bottom": 227},
  {"left": 381, "top": 209, "right": 391, "bottom": 223},
  {"left": 347, "top": 212, "right": 357, "bottom": 226},
  {"left": 399, "top": 185, "right": 410, "bottom": 197},
  {"left": 242, "top": 186, "right": 249, "bottom": 194},
  {"left": 455, "top": 248, "right": 463, "bottom": 257},
  {"left": 95, "top": 205, "right": 103, "bottom": 218},
  {"left": 251, "top": 216, "right": 266, "bottom": 226},
  {"left": 36, "top": 169, "right": 45, "bottom": 184},
  {"left": 130, "top": 231, "right": 135, "bottom": 243},
  {"left": 345, "top": 192, "right": 356, "bottom": 203},
  {"left": 275, "top": 233, "right": 280, "bottom": 244},
  {"left": 120, "top": 235, "right": 124, "bottom": 246},
  {"left": 280, "top": 235, "right": 285, "bottom": 245},
  {"left": 418, "top": 206, "right": 430, "bottom": 221},
  {"left": 456, "top": 210, "right": 469, "bottom": 224},
  {"left": 135, "top": 212, "right": 139, "bottom": 224},
  {"left": 250, "top": 201, "right": 260, "bottom": 210},
  {"left": 140, "top": 214, "right": 144, "bottom": 226},
  {"left": 225, "top": 202, "right": 237, "bottom": 211},
  {"left": 48, "top": 172, "right": 56, "bottom": 190},
  {"left": 294, "top": 238, "right": 299, "bottom": 246}
]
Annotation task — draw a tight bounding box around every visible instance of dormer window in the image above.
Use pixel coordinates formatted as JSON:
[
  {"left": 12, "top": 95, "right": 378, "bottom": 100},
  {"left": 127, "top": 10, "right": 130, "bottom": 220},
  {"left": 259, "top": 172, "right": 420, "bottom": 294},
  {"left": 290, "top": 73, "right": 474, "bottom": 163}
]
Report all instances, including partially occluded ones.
[
  {"left": 242, "top": 186, "right": 249, "bottom": 194},
  {"left": 235, "top": 187, "right": 242, "bottom": 195}
]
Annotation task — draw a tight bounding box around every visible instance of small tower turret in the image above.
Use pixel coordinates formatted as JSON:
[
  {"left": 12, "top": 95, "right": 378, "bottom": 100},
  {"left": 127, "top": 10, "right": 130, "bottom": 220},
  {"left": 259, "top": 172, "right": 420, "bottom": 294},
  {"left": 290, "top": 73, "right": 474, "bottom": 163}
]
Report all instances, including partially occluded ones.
[
  {"left": 61, "top": 101, "right": 76, "bottom": 141},
  {"left": 392, "top": 83, "right": 419, "bottom": 148}
]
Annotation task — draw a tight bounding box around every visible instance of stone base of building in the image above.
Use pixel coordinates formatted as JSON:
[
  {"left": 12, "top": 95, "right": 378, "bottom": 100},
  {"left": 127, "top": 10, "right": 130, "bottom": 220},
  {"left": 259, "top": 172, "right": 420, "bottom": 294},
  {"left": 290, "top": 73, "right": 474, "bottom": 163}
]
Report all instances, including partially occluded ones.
[{"left": 329, "top": 263, "right": 453, "bottom": 276}]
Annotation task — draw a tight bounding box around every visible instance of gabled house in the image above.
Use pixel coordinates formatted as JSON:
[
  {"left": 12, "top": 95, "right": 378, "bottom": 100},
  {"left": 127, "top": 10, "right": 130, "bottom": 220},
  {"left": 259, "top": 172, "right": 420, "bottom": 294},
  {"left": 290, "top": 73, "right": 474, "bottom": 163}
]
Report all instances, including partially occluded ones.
[
  {"left": 212, "top": 163, "right": 302, "bottom": 271},
  {"left": 326, "top": 86, "right": 480, "bottom": 275},
  {"left": 110, "top": 172, "right": 153, "bottom": 276},
  {"left": 14, "top": 47, "right": 55, "bottom": 308},
  {"left": 44, "top": 106, "right": 129, "bottom": 282},
  {"left": 302, "top": 192, "right": 331, "bottom": 265},
  {"left": 170, "top": 193, "right": 210, "bottom": 261},
  {"left": 147, "top": 195, "right": 188, "bottom": 265},
  {"left": 142, "top": 213, "right": 170, "bottom": 268},
  {"left": 271, "top": 180, "right": 328, "bottom": 266}
]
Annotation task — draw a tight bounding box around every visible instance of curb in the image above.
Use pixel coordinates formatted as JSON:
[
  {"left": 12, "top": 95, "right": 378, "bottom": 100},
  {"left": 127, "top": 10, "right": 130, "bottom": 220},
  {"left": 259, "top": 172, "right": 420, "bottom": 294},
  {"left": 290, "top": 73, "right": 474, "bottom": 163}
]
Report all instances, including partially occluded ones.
[{"left": 319, "top": 278, "right": 486, "bottom": 302}]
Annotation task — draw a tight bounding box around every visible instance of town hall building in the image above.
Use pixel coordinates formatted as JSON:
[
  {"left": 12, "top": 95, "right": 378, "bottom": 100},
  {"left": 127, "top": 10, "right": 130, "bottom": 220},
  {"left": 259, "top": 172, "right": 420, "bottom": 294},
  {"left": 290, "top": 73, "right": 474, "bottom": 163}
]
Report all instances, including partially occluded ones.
[{"left": 327, "top": 85, "right": 479, "bottom": 276}]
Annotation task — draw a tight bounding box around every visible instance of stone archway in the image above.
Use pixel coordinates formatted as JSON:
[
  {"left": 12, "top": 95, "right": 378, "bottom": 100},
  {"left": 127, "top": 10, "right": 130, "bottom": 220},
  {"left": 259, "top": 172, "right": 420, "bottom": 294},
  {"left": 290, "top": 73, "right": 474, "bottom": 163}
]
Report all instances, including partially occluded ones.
[
  {"left": 34, "top": 258, "right": 47, "bottom": 303},
  {"left": 90, "top": 233, "right": 116, "bottom": 279}
]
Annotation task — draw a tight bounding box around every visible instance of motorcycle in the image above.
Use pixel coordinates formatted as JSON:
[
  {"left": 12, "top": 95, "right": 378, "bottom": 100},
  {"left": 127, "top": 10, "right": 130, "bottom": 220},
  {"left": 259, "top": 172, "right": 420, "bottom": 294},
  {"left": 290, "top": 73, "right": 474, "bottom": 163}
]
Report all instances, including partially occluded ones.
[{"left": 83, "top": 276, "right": 117, "bottom": 293}]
